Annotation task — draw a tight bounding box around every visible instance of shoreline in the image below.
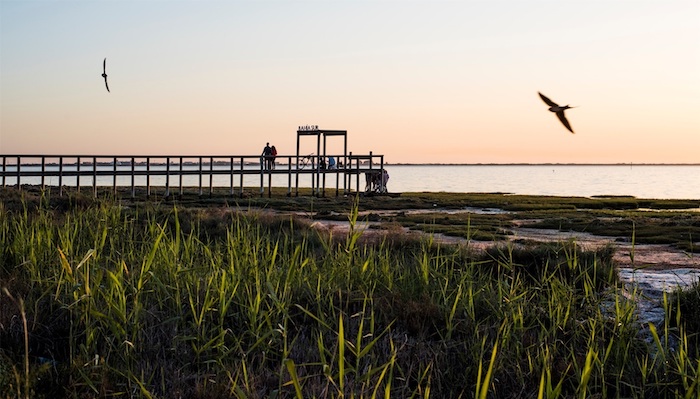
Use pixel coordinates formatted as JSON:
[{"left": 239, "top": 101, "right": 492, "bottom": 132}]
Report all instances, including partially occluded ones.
[{"left": 387, "top": 162, "right": 700, "bottom": 166}]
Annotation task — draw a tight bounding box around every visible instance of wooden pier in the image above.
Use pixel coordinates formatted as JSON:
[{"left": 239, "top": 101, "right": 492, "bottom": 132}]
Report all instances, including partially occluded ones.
[
  {"left": 0, "top": 153, "right": 385, "bottom": 198},
  {"left": 1, "top": 128, "right": 388, "bottom": 197}
]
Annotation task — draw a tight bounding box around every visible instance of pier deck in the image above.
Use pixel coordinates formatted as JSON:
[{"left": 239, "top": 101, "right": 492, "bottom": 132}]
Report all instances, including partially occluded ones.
[{"left": 0, "top": 153, "right": 386, "bottom": 198}]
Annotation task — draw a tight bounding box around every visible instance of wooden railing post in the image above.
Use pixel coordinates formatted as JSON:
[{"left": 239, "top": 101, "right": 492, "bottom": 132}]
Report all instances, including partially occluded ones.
[
  {"left": 113, "top": 157, "right": 118, "bottom": 195},
  {"left": 93, "top": 156, "right": 97, "bottom": 197},
  {"left": 41, "top": 157, "right": 46, "bottom": 190},
  {"left": 166, "top": 157, "right": 171, "bottom": 197},
  {"left": 287, "top": 156, "right": 292, "bottom": 197},
  {"left": 259, "top": 156, "right": 264, "bottom": 197},
  {"left": 130, "top": 157, "right": 135, "bottom": 198},
  {"left": 59, "top": 157, "right": 63, "bottom": 196},
  {"left": 179, "top": 157, "right": 183, "bottom": 196},
  {"left": 146, "top": 157, "right": 151, "bottom": 197},
  {"left": 198, "top": 156, "right": 203, "bottom": 196},
  {"left": 76, "top": 157, "right": 81, "bottom": 192},
  {"left": 209, "top": 157, "right": 214, "bottom": 196},
  {"left": 239, "top": 156, "right": 244, "bottom": 198},
  {"left": 229, "top": 156, "right": 234, "bottom": 196}
]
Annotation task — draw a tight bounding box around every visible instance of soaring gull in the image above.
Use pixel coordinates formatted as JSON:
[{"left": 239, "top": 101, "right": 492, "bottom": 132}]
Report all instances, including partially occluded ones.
[
  {"left": 538, "top": 92, "right": 575, "bottom": 133},
  {"left": 102, "top": 58, "right": 110, "bottom": 93}
]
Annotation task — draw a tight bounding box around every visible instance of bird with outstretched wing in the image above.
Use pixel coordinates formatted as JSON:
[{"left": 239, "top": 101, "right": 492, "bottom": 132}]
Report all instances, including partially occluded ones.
[
  {"left": 102, "top": 58, "right": 110, "bottom": 92},
  {"left": 539, "top": 92, "right": 575, "bottom": 133}
]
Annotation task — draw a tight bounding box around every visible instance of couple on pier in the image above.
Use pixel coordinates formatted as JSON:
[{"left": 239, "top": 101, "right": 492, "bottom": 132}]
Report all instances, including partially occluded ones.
[{"left": 262, "top": 143, "right": 277, "bottom": 170}]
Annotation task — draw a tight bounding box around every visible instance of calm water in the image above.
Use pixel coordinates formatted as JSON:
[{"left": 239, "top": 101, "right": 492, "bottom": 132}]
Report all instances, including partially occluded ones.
[
  {"left": 385, "top": 165, "right": 700, "bottom": 200},
  {"left": 4, "top": 164, "right": 700, "bottom": 200}
]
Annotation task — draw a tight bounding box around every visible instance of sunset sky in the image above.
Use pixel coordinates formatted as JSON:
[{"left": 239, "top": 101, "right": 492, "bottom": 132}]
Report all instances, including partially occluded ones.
[{"left": 1, "top": 0, "right": 698, "bottom": 164}]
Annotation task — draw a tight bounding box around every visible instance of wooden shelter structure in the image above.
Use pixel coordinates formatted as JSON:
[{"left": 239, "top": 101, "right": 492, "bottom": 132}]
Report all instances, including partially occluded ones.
[{"left": 296, "top": 126, "right": 348, "bottom": 194}]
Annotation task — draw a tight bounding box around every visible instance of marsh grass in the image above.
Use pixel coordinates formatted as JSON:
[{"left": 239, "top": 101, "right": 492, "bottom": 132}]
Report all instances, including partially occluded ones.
[
  {"left": 0, "top": 190, "right": 698, "bottom": 398},
  {"left": 669, "top": 282, "right": 700, "bottom": 355},
  {"left": 5, "top": 186, "right": 700, "bottom": 250}
]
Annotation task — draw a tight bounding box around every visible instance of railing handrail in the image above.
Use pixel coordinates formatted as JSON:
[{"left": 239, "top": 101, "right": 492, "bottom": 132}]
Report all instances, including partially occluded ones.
[
  {"left": 0, "top": 153, "right": 387, "bottom": 198},
  {"left": 0, "top": 153, "right": 366, "bottom": 158},
  {"left": 0, "top": 154, "right": 375, "bottom": 163}
]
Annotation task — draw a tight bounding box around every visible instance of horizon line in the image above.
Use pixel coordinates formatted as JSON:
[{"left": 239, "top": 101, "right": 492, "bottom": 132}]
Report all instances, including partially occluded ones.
[{"left": 387, "top": 162, "right": 700, "bottom": 166}]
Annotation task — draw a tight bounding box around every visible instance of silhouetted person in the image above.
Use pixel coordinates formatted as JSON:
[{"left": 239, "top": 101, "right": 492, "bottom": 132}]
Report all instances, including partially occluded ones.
[
  {"left": 261, "top": 143, "right": 272, "bottom": 170},
  {"left": 270, "top": 145, "right": 278, "bottom": 169}
]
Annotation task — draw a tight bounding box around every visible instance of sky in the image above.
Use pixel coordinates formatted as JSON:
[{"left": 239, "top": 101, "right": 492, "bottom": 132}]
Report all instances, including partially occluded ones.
[{"left": 1, "top": 0, "right": 698, "bottom": 164}]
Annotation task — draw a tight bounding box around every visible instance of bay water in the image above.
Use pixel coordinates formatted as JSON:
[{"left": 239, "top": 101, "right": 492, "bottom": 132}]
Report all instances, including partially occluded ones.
[
  {"left": 5, "top": 164, "right": 699, "bottom": 200},
  {"left": 384, "top": 164, "right": 700, "bottom": 200}
]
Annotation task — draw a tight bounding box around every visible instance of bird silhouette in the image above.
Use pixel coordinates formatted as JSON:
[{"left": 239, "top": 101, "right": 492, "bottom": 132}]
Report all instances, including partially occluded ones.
[
  {"left": 538, "top": 92, "right": 575, "bottom": 133},
  {"left": 102, "top": 58, "right": 110, "bottom": 92}
]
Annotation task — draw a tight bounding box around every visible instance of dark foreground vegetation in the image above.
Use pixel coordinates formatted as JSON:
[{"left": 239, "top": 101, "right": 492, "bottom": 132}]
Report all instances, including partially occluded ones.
[{"left": 1, "top": 187, "right": 699, "bottom": 398}]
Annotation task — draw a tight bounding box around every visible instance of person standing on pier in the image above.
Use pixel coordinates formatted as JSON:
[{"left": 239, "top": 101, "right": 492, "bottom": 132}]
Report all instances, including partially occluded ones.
[
  {"left": 261, "top": 143, "right": 273, "bottom": 170},
  {"left": 270, "top": 145, "right": 278, "bottom": 169}
]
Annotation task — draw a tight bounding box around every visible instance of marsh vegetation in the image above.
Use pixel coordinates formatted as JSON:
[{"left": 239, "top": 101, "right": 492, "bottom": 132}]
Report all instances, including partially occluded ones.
[{"left": 1, "top": 187, "right": 699, "bottom": 398}]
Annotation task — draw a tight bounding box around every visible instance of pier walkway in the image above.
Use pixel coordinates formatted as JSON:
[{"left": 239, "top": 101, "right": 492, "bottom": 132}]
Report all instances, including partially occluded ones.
[{"left": 0, "top": 153, "right": 386, "bottom": 198}]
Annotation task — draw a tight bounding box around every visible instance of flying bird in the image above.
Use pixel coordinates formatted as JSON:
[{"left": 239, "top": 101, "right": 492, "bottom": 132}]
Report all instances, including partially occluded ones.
[
  {"left": 102, "top": 58, "right": 110, "bottom": 92},
  {"left": 538, "top": 92, "right": 575, "bottom": 133}
]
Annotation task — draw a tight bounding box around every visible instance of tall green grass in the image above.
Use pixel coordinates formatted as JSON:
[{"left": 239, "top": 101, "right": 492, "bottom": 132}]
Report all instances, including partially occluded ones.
[{"left": 0, "top": 193, "right": 698, "bottom": 398}]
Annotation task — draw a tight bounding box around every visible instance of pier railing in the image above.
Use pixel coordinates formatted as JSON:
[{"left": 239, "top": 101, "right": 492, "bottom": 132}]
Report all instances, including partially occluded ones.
[{"left": 0, "top": 153, "right": 386, "bottom": 197}]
